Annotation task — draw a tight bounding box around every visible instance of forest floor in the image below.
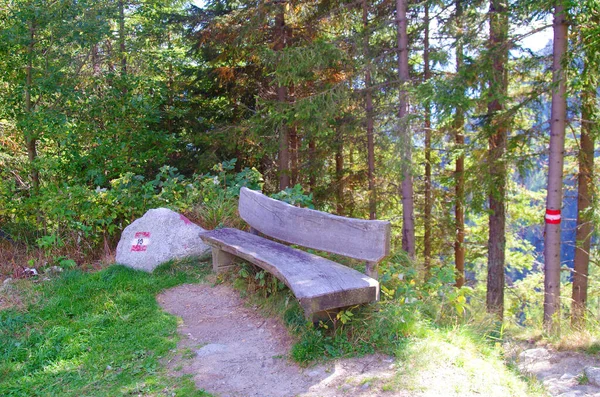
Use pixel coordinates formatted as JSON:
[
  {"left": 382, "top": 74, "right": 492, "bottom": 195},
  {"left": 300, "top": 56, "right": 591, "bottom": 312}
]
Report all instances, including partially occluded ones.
[
  {"left": 158, "top": 282, "right": 599, "bottom": 397},
  {"left": 2, "top": 267, "right": 598, "bottom": 396}
]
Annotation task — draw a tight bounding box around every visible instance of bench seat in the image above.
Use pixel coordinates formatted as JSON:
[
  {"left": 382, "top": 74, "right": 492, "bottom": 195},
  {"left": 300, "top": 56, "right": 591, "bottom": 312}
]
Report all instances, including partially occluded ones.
[{"left": 201, "top": 227, "right": 379, "bottom": 318}]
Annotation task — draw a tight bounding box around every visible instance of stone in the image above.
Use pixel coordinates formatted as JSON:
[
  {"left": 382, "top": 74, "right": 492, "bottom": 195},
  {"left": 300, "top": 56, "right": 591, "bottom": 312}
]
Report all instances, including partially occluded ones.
[
  {"left": 584, "top": 367, "right": 600, "bottom": 387},
  {"left": 115, "top": 208, "right": 210, "bottom": 272},
  {"left": 519, "top": 347, "right": 551, "bottom": 364},
  {"left": 195, "top": 343, "right": 228, "bottom": 357},
  {"left": 557, "top": 391, "right": 587, "bottom": 397},
  {"left": 23, "top": 268, "right": 38, "bottom": 277}
]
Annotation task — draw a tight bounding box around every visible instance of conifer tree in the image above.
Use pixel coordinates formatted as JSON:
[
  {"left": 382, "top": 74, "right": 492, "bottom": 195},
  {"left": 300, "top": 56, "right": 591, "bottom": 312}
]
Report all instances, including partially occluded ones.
[
  {"left": 486, "top": 0, "right": 509, "bottom": 320},
  {"left": 454, "top": 0, "right": 466, "bottom": 288},
  {"left": 395, "top": 0, "right": 415, "bottom": 258},
  {"left": 363, "top": 0, "right": 376, "bottom": 220},
  {"left": 571, "top": 2, "right": 598, "bottom": 326},
  {"left": 423, "top": 1, "right": 433, "bottom": 272},
  {"left": 544, "top": 1, "right": 568, "bottom": 333}
]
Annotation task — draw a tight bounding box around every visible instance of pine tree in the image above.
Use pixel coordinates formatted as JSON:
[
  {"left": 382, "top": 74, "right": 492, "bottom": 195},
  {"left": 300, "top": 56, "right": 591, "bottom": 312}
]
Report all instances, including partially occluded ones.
[
  {"left": 543, "top": 1, "right": 568, "bottom": 333},
  {"left": 395, "top": 0, "right": 415, "bottom": 258},
  {"left": 486, "top": 0, "right": 509, "bottom": 320}
]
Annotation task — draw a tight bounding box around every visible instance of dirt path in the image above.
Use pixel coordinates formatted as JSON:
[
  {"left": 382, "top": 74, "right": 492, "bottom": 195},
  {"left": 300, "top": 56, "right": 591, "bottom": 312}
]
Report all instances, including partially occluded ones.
[
  {"left": 157, "top": 283, "right": 398, "bottom": 397},
  {"left": 517, "top": 347, "right": 600, "bottom": 396},
  {"left": 158, "top": 283, "right": 600, "bottom": 397}
]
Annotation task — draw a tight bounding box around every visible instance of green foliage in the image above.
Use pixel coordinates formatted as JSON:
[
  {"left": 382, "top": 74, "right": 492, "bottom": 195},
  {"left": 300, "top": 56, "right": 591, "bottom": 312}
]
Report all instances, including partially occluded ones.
[
  {"left": 0, "top": 259, "right": 210, "bottom": 396},
  {"left": 269, "top": 184, "right": 314, "bottom": 208},
  {"left": 379, "top": 251, "right": 473, "bottom": 326},
  {"left": 190, "top": 159, "right": 263, "bottom": 230},
  {"left": 1, "top": 159, "right": 263, "bottom": 268}
]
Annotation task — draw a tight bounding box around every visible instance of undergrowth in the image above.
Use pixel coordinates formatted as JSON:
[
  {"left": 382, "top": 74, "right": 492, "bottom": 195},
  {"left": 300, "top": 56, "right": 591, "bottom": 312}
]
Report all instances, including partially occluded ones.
[
  {"left": 0, "top": 258, "right": 211, "bottom": 397},
  {"left": 224, "top": 255, "right": 546, "bottom": 396}
]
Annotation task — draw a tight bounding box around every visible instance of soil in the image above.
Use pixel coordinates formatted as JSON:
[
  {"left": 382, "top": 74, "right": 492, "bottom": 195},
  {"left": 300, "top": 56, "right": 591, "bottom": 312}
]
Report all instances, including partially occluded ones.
[
  {"left": 156, "top": 283, "right": 600, "bottom": 397},
  {"left": 157, "top": 283, "right": 398, "bottom": 397},
  {"left": 515, "top": 346, "right": 600, "bottom": 396},
  {"left": 0, "top": 280, "right": 23, "bottom": 311}
]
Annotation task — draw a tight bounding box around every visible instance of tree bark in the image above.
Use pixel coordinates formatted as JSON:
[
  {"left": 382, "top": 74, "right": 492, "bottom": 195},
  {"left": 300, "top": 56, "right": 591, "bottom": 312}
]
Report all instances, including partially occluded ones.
[
  {"left": 364, "top": 0, "right": 376, "bottom": 220},
  {"left": 336, "top": 127, "right": 344, "bottom": 216},
  {"left": 290, "top": 125, "right": 298, "bottom": 186},
  {"left": 396, "top": 0, "right": 415, "bottom": 258},
  {"left": 275, "top": 5, "right": 290, "bottom": 191},
  {"left": 118, "top": 0, "right": 127, "bottom": 77},
  {"left": 423, "top": 3, "right": 432, "bottom": 274},
  {"left": 25, "top": 21, "right": 40, "bottom": 194},
  {"left": 571, "top": 62, "right": 594, "bottom": 326},
  {"left": 486, "top": 0, "right": 508, "bottom": 321},
  {"left": 543, "top": 2, "right": 568, "bottom": 334},
  {"left": 308, "top": 139, "right": 316, "bottom": 192},
  {"left": 454, "top": 0, "right": 465, "bottom": 288}
]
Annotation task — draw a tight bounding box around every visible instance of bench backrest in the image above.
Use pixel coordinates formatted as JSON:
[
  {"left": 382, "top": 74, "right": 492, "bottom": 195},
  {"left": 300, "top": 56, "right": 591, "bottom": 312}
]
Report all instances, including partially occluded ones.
[{"left": 238, "top": 187, "right": 391, "bottom": 262}]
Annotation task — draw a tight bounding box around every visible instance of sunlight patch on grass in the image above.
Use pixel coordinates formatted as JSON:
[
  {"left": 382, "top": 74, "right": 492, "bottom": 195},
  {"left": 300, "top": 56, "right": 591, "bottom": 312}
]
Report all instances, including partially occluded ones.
[
  {"left": 389, "top": 328, "right": 546, "bottom": 396},
  {"left": 0, "top": 258, "right": 212, "bottom": 396}
]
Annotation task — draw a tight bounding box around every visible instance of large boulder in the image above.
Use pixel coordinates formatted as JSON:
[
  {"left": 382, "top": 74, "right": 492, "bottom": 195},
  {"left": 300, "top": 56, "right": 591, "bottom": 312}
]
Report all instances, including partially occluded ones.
[{"left": 116, "top": 208, "right": 211, "bottom": 272}]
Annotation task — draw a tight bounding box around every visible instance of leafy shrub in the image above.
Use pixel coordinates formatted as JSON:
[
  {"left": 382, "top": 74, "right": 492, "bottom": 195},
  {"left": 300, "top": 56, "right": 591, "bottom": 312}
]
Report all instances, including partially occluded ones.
[
  {"left": 1, "top": 159, "right": 264, "bottom": 271},
  {"left": 188, "top": 159, "right": 263, "bottom": 230},
  {"left": 270, "top": 184, "right": 314, "bottom": 208}
]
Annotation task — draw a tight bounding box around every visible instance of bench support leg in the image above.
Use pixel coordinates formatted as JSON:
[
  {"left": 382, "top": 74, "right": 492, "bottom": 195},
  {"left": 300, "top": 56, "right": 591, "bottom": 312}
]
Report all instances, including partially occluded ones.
[
  {"left": 365, "top": 261, "right": 378, "bottom": 280},
  {"left": 211, "top": 248, "right": 237, "bottom": 274},
  {"left": 309, "top": 309, "right": 339, "bottom": 324}
]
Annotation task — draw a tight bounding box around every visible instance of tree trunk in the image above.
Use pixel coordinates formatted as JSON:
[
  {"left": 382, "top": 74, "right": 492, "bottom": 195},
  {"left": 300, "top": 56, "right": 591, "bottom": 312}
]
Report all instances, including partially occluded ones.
[
  {"left": 289, "top": 83, "right": 298, "bottom": 186},
  {"left": 290, "top": 125, "right": 298, "bottom": 186},
  {"left": 166, "top": 32, "right": 174, "bottom": 135},
  {"left": 543, "top": 2, "right": 568, "bottom": 334},
  {"left": 486, "top": 0, "right": 508, "bottom": 321},
  {"left": 336, "top": 127, "right": 344, "bottom": 216},
  {"left": 454, "top": 0, "right": 465, "bottom": 288},
  {"left": 308, "top": 139, "right": 316, "bottom": 192},
  {"left": 571, "top": 61, "right": 594, "bottom": 327},
  {"left": 275, "top": 6, "right": 290, "bottom": 191},
  {"left": 364, "top": 0, "right": 376, "bottom": 220},
  {"left": 396, "top": 0, "right": 415, "bottom": 258},
  {"left": 423, "top": 3, "right": 432, "bottom": 274},
  {"left": 118, "top": 0, "right": 127, "bottom": 77},
  {"left": 25, "top": 21, "right": 40, "bottom": 194}
]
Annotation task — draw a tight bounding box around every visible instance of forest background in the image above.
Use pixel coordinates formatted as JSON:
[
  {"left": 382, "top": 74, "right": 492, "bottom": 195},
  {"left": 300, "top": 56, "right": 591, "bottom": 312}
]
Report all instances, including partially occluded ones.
[{"left": 0, "top": 0, "right": 599, "bottom": 334}]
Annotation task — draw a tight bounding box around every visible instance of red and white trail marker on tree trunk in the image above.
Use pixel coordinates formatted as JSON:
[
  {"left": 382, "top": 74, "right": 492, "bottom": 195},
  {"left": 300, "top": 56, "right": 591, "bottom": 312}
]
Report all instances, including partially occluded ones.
[{"left": 545, "top": 209, "right": 561, "bottom": 225}]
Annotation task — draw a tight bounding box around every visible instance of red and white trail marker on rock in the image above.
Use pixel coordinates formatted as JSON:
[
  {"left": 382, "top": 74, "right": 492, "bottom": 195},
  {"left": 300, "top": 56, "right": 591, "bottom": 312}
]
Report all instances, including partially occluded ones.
[
  {"left": 116, "top": 208, "right": 211, "bottom": 272},
  {"left": 131, "top": 232, "right": 151, "bottom": 252}
]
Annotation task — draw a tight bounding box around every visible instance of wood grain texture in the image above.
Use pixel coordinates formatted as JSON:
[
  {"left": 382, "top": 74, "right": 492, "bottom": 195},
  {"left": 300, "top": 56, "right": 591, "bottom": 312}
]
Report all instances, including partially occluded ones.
[
  {"left": 200, "top": 228, "right": 379, "bottom": 316},
  {"left": 238, "top": 187, "right": 391, "bottom": 262}
]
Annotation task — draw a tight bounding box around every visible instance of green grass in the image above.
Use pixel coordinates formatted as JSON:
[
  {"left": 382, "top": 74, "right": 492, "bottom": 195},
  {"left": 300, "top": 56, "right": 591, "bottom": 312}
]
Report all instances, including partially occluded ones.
[
  {"left": 386, "top": 327, "right": 546, "bottom": 396},
  {"left": 226, "top": 263, "right": 546, "bottom": 395},
  {"left": 0, "top": 259, "right": 212, "bottom": 397}
]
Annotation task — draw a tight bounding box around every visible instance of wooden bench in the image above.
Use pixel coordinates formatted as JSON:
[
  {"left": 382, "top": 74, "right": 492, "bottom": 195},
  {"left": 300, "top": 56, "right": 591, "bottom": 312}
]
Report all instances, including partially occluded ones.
[{"left": 200, "top": 187, "right": 391, "bottom": 320}]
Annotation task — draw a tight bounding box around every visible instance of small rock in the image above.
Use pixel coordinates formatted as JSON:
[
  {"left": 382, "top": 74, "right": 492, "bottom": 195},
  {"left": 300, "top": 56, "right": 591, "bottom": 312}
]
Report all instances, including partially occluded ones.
[
  {"left": 339, "top": 384, "right": 352, "bottom": 392},
  {"left": 584, "top": 366, "right": 600, "bottom": 387},
  {"left": 23, "top": 268, "right": 38, "bottom": 277},
  {"left": 3, "top": 278, "right": 12, "bottom": 285},
  {"left": 361, "top": 382, "right": 371, "bottom": 389},
  {"left": 559, "top": 373, "right": 578, "bottom": 382},
  {"left": 557, "top": 391, "right": 587, "bottom": 397},
  {"left": 306, "top": 369, "right": 324, "bottom": 378},
  {"left": 195, "top": 343, "right": 228, "bottom": 357},
  {"left": 106, "top": 365, "right": 112, "bottom": 371},
  {"left": 519, "top": 347, "right": 551, "bottom": 363}
]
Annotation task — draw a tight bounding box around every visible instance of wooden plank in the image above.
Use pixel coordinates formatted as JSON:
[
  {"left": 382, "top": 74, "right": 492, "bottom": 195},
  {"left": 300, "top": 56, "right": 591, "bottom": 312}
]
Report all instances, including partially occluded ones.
[
  {"left": 200, "top": 228, "right": 379, "bottom": 316},
  {"left": 238, "top": 187, "right": 391, "bottom": 262}
]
